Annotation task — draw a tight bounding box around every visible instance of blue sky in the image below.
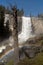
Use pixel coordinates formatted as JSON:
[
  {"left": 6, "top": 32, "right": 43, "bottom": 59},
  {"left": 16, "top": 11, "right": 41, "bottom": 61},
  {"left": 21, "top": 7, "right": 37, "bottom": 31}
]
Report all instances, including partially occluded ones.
[{"left": 0, "top": 0, "right": 43, "bottom": 16}]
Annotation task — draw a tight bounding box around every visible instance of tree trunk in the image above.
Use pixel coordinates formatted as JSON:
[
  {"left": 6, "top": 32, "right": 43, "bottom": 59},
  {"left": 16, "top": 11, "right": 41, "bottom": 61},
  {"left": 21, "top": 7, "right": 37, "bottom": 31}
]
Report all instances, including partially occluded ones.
[{"left": 12, "top": 7, "right": 19, "bottom": 65}]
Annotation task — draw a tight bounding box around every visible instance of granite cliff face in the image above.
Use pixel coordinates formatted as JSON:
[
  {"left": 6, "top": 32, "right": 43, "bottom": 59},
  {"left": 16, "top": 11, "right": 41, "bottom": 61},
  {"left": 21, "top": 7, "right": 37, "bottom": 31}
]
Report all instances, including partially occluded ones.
[
  {"left": 32, "top": 17, "right": 43, "bottom": 35},
  {"left": 0, "top": 14, "right": 43, "bottom": 45},
  {"left": 18, "top": 16, "right": 43, "bottom": 44}
]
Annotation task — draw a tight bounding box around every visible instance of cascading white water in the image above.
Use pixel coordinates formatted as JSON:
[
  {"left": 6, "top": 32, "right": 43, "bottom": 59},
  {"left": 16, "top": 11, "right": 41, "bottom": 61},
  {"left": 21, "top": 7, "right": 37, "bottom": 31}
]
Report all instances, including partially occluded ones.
[
  {"left": 2, "top": 14, "right": 35, "bottom": 47},
  {"left": 18, "top": 16, "right": 33, "bottom": 44}
]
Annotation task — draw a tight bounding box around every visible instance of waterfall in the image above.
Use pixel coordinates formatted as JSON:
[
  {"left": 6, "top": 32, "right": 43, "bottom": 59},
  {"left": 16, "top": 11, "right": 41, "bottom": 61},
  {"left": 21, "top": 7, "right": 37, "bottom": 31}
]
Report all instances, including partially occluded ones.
[{"left": 18, "top": 16, "right": 33, "bottom": 44}]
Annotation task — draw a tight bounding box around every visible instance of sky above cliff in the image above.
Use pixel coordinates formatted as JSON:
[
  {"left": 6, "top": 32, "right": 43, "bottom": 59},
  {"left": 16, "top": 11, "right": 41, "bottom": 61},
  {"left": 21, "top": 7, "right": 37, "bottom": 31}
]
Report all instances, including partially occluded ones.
[{"left": 0, "top": 0, "right": 43, "bottom": 16}]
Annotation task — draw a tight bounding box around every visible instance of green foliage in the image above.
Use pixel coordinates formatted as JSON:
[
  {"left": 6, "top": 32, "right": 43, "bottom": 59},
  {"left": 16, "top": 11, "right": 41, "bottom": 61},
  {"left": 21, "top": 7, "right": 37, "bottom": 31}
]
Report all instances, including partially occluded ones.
[
  {"left": 0, "top": 5, "right": 5, "bottom": 20},
  {"left": 5, "top": 52, "right": 43, "bottom": 65},
  {"left": 38, "top": 14, "right": 43, "bottom": 20},
  {"left": 0, "top": 5, "right": 11, "bottom": 39},
  {"left": 17, "top": 9, "right": 24, "bottom": 16},
  {"left": 38, "top": 14, "right": 43, "bottom": 17},
  {"left": 0, "top": 5, "right": 5, "bottom": 37},
  {"left": 11, "top": 6, "right": 24, "bottom": 16},
  {"left": 6, "top": 60, "right": 14, "bottom": 65},
  {"left": 0, "top": 5, "right": 24, "bottom": 39},
  {"left": 18, "top": 53, "right": 43, "bottom": 65}
]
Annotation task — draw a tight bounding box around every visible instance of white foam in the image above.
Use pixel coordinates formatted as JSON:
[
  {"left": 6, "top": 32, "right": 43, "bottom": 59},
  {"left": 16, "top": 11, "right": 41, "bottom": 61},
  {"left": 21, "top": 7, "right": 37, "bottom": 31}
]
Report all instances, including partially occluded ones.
[
  {"left": 0, "top": 46, "right": 6, "bottom": 53},
  {"left": 18, "top": 16, "right": 32, "bottom": 44}
]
